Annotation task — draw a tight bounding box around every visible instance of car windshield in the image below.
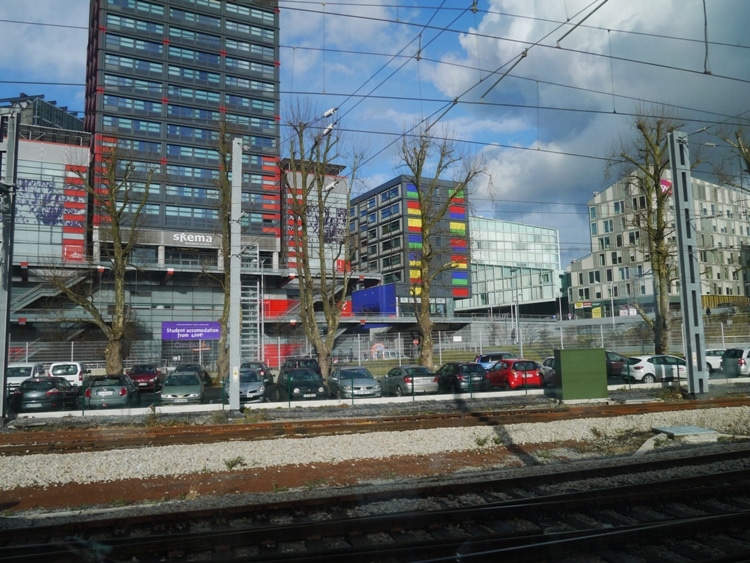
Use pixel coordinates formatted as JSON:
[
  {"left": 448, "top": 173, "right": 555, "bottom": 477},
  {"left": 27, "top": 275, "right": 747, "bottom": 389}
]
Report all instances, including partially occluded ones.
[
  {"left": 131, "top": 366, "right": 156, "bottom": 375},
  {"left": 166, "top": 373, "right": 200, "bottom": 386},
  {"left": 91, "top": 377, "right": 123, "bottom": 387},
  {"left": 458, "top": 364, "right": 484, "bottom": 373},
  {"left": 405, "top": 367, "right": 432, "bottom": 376},
  {"left": 7, "top": 367, "right": 32, "bottom": 378},
  {"left": 51, "top": 365, "right": 77, "bottom": 375},
  {"left": 626, "top": 357, "right": 641, "bottom": 365},
  {"left": 20, "top": 380, "right": 54, "bottom": 391},
  {"left": 287, "top": 370, "right": 320, "bottom": 382},
  {"left": 240, "top": 371, "right": 261, "bottom": 383},
  {"left": 512, "top": 361, "right": 537, "bottom": 371},
  {"left": 338, "top": 369, "right": 372, "bottom": 379}
]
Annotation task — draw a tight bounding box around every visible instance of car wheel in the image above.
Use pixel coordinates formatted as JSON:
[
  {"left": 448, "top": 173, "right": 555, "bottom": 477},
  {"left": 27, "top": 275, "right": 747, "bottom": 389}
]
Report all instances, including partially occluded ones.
[
  {"left": 504, "top": 382, "right": 511, "bottom": 392},
  {"left": 642, "top": 374, "right": 656, "bottom": 384},
  {"left": 395, "top": 385, "right": 403, "bottom": 397}
]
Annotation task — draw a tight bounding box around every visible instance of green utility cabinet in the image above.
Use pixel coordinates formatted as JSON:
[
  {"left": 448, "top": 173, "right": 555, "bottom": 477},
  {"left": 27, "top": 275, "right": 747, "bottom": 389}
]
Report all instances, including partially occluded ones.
[{"left": 554, "top": 348, "right": 608, "bottom": 401}]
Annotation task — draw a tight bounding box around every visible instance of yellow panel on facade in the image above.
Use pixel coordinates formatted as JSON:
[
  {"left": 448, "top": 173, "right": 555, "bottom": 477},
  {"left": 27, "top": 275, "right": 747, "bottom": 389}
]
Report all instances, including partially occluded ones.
[
  {"left": 450, "top": 221, "right": 465, "bottom": 233},
  {"left": 409, "top": 286, "right": 422, "bottom": 296},
  {"left": 408, "top": 217, "right": 422, "bottom": 228}
]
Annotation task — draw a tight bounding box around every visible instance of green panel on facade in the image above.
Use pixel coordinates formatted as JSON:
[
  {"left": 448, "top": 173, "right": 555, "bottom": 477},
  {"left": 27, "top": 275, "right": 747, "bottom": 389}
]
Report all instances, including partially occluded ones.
[{"left": 554, "top": 348, "right": 608, "bottom": 400}]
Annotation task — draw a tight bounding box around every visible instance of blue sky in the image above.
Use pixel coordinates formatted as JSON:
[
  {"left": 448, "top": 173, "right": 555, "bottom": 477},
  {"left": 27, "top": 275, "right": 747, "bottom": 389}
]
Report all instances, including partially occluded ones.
[{"left": 2, "top": 0, "right": 749, "bottom": 266}]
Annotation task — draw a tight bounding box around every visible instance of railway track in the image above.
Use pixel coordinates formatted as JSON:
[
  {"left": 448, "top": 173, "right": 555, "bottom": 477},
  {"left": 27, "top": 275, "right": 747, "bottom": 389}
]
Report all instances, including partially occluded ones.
[
  {"left": 1, "top": 444, "right": 750, "bottom": 561},
  {"left": 2, "top": 396, "right": 749, "bottom": 455}
]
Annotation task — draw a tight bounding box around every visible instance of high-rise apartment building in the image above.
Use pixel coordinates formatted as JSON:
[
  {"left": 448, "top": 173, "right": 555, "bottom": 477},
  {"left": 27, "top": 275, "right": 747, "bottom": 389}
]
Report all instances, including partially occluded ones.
[{"left": 85, "top": 0, "right": 281, "bottom": 264}]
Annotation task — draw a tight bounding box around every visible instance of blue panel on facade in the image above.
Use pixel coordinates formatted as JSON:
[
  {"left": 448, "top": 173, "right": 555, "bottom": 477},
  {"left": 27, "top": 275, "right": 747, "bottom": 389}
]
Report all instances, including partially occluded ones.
[{"left": 352, "top": 284, "right": 397, "bottom": 315}]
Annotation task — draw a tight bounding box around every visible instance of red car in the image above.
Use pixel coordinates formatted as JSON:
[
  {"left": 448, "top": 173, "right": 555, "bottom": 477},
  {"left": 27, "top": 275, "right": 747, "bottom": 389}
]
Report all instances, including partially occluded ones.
[
  {"left": 128, "top": 364, "right": 163, "bottom": 392},
  {"left": 488, "top": 359, "right": 544, "bottom": 390}
]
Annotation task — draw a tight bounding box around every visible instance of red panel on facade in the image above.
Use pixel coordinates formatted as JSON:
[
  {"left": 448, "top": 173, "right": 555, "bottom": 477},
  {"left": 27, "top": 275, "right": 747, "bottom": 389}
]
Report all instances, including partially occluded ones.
[{"left": 452, "top": 287, "right": 470, "bottom": 298}]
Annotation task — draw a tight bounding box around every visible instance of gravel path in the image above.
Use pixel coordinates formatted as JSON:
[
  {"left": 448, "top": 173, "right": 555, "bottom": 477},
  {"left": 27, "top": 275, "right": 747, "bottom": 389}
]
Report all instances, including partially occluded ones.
[{"left": 2, "top": 405, "right": 749, "bottom": 491}]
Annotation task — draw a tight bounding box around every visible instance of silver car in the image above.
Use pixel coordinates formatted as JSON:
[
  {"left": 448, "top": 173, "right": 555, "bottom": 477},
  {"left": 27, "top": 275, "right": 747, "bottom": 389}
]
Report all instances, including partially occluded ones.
[
  {"left": 381, "top": 365, "right": 438, "bottom": 396},
  {"left": 329, "top": 367, "right": 382, "bottom": 399},
  {"left": 84, "top": 375, "right": 140, "bottom": 409},
  {"left": 223, "top": 368, "right": 268, "bottom": 405},
  {"left": 160, "top": 371, "right": 205, "bottom": 405}
]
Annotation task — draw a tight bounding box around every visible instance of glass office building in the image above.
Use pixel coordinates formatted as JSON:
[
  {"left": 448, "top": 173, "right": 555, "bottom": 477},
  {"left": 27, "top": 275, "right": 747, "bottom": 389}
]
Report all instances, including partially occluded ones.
[{"left": 454, "top": 217, "right": 563, "bottom": 317}]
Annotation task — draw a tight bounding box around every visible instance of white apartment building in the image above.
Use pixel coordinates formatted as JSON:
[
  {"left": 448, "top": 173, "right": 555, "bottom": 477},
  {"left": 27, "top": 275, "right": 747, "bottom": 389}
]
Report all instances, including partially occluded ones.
[{"left": 568, "top": 172, "right": 750, "bottom": 319}]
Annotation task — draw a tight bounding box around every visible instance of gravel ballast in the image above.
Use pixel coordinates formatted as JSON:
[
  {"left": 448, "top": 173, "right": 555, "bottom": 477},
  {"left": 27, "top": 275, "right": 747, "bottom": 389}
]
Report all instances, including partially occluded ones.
[{"left": 2, "top": 405, "right": 749, "bottom": 491}]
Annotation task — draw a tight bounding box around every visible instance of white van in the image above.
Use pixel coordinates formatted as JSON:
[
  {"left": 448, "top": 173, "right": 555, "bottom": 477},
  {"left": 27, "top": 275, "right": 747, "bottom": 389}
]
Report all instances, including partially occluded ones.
[
  {"left": 48, "top": 362, "right": 90, "bottom": 387},
  {"left": 5, "top": 362, "right": 46, "bottom": 395}
]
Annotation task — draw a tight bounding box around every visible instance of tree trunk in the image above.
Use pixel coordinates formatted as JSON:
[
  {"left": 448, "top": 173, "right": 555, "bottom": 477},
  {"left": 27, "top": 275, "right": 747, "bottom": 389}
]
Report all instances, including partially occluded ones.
[{"left": 104, "top": 339, "right": 123, "bottom": 376}]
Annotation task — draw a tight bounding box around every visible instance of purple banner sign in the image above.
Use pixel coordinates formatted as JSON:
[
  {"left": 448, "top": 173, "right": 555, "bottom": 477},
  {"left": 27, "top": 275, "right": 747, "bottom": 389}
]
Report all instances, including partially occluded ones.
[{"left": 161, "top": 321, "right": 221, "bottom": 341}]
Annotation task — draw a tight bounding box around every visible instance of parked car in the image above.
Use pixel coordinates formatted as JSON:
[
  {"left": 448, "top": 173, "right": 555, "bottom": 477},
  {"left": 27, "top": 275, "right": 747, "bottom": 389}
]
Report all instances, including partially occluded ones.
[
  {"left": 160, "top": 371, "right": 205, "bottom": 405},
  {"left": 380, "top": 365, "right": 439, "bottom": 396},
  {"left": 473, "top": 352, "right": 519, "bottom": 370},
  {"left": 540, "top": 357, "right": 560, "bottom": 387},
  {"left": 223, "top": 368, "right": 268, "bottom": 405},
  {"left": 173, "top": 364, "right": 212, "bottom": 387},
  {"left": 240, "top": 361, "right": 273, "bottom": 384},
  {"left": 83, "top": 374, "right": 140, "bottom": 409},
  {"left": 704, "top": 349, "right": 725, "bottom": 373},
  {"left": 328, "top": 367, "right": 382, "bottom": 399},
  {"left": 720, "top": 348, "right": 750, "bottom": 378},
  {"left": 435, "top": 362, "right": 490, "bottom": 393},
  {"left": 5, "top": 362, "right": 46, "bottom": 395},
  {"left": 280, "top": 357, "right": 322, "bottom": 378},
  {"left": 9, "top": 377, "right": 80, "bottom": 413},
  {"left": 622, "top": 355, "right": 686, "bottom": 384},
  {"left": 605, "top": 351, "right": 628, "bottom": 377},
  {"left": 48, "top": 361, "right": 90, "bottom": 387},
  {"left": 488, "top": 359, "right": 544, "bottom": 390},
  {"left": 128, "top": 364, "right": 163, "bottom": 392},
  {"left": 266, "top": 368, "right": 327, "bottom": 401}
]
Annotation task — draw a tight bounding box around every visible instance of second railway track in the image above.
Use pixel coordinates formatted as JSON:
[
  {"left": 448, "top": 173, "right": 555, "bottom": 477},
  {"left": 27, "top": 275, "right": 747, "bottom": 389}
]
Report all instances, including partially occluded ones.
[{"left": 1, "top": 444, "right": 750, "bottom": 561}]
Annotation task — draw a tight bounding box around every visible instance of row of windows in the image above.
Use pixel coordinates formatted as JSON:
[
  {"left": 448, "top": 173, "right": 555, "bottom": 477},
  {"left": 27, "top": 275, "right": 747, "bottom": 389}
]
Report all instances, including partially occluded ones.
[
  {"left": 108, "top": 0, "right": 276, "bottom": 32},
  {"left": 356, "top": 185, "right": 401, "bottom": 213},
  {"left": 103, "top": 115, "right": 161, "bottom": 135},
  {"left": 104, "top": 53, "right": 276, "bottom": 91},
  {"left": 106, "top": 13, "right": 164, "bottom": 34},
  {"left": 105, "top": 53, "right": 163, "bottom": 74},
  {"left": 362, "top": 236, "right": 403, "bottom": 255},
  {"left": 106, "top": 33, "right": 162, "bottom": 55},
  {"left": 102, "top": 94, "right": 277, "bottom": 132},
  {"left": 177, "top": 0, "right": 276, "bottom": 26},
  {"left": 104, "top": 73, "right": 162, "bottom": 95},
  {"left": 169, "top": 26, "right": 221, "bottom": 49}
]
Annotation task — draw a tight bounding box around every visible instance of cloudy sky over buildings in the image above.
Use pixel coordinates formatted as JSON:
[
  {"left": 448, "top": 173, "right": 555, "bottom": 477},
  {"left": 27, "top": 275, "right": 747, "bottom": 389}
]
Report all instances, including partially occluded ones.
[{"left": 2, "top": 0, "right": 749, "bottom": 265}]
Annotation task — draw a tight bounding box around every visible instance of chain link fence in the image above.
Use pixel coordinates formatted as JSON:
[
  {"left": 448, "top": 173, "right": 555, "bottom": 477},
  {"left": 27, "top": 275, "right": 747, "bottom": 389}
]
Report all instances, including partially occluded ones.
[{"left": 8, "top": 314, "right": 749, "bottom": 377}]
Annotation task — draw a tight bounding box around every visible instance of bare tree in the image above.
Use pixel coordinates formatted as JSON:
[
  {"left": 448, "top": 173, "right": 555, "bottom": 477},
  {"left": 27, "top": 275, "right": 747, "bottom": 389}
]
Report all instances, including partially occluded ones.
[
  {"left": 44, "top": 140, "right": 153, "bottom": 374},
  {"left": 206, "top": 120, "right": 236, "bottom": 381},
  {"left": 608, "top": 109, "right": 685, "bottom": 354},
  {"left": 281, "top": 103, "right": 361, "bottom": 378},
  {"left": 397, "top": 123, "right": 483, "bottom": 369}
]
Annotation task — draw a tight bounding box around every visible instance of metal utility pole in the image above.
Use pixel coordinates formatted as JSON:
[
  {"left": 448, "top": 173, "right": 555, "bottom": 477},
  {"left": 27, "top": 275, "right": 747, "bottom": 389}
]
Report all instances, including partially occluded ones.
[
  {"left": 0, "top": 112, "right": 19, "bottom": 422},
  {"left": 227, "top": 138, "right": 243, "bottom": 411},
  {"left": 669, "top": 130, "right": 709, "bottom": 395}
]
